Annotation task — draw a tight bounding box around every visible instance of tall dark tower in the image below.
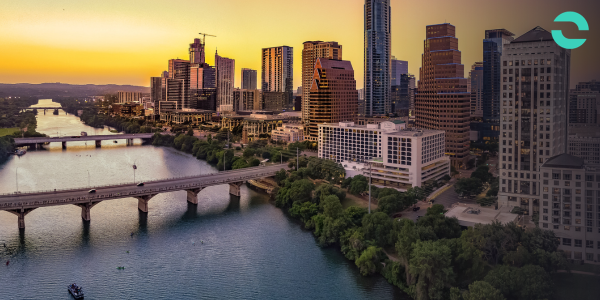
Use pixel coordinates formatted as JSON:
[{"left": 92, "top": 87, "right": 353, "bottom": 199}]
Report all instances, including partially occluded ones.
[{"left": 364, "top": 0, "right": 391, "bottom": 116}]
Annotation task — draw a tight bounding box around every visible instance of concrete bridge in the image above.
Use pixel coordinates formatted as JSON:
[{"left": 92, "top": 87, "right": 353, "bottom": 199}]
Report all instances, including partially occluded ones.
[
  {"left": 14, "top": 133, "right": 154, "bottom": 149},
  {"left": 0, "top": 164, "right": 288, "bottom": 229}
]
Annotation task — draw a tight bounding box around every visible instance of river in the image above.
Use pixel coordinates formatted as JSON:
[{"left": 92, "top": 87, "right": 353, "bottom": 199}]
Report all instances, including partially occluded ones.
[{"left": 0, "top": 100, "right": 405, "bottom": 299}]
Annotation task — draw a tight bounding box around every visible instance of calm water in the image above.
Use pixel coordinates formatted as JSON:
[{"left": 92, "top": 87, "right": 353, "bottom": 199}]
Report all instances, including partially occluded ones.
[{"left": 0, "top": 100, "right": 404, "bottom": 299}]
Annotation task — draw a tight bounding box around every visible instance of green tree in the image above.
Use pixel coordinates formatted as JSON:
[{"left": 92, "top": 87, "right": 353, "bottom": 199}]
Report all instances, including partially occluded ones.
[
  {"left": 289, "top": 201, "right": 319, "bottom": 224},
  {"left": 409, "top": 240, "right": 455, "bottom": 300},
  {"left": 349, "top": 175, "right": 368, "bottom": 195},
  {"left": 340, "top": 227, "right": 367, "bottom": 260},
  {"left": 344, "top": 206, "right": 368, "bottom": 227},
  {"left": 463, "top": 281, "right": 505, "bottom": 300},
  {"left": 454, "top": 177, "right": 484, "bottom": 198},
  {"left": 355, "top": 246, "right": 382, "bottom": 276},
  {"left": 362, "top": 212, "right": 394, "bottom": 247},
  {"left": 274, "top": 169, "right": 287, "bottom": 185},
  {"left": 275, "top": 179, "right": 314, "bottom": 208},
  {"left": 314, "top": 184, "right": 346, "bottom": 205}
]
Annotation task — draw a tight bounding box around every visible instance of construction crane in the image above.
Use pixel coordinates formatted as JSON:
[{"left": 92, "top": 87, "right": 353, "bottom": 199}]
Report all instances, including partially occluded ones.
[{"left": 198, "top": 32, "right": 216, "bottom": 46}]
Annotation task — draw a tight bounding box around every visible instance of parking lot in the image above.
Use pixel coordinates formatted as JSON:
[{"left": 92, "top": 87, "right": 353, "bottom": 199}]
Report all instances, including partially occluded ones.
[{"left": 399, "top": 185, "right": 477, "bottom": 222}]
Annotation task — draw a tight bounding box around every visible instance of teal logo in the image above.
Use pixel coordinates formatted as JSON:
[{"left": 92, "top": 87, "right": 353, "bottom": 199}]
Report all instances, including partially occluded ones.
[{"left": 552, "top": 12, "right": 589, "bottom": 49}]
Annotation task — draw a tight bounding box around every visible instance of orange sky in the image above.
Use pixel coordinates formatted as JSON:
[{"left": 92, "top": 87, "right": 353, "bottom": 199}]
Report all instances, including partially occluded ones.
[{"left": 1, "top": 0, "right": 599, "bottom": 88}]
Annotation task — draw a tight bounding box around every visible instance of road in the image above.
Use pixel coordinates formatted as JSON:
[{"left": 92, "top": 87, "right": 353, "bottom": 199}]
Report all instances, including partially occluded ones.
[{"left": 14, "top": 133, "right": 154, "bottom": 145}]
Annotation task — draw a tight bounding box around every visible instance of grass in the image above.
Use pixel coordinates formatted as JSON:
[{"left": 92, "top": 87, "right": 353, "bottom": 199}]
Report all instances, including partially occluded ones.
[
  {"left": 0, "top": 127, "right": 19, "bottom": 137},
  {"left": 552, "top": 273, "right": 600, "bottom": 300}
]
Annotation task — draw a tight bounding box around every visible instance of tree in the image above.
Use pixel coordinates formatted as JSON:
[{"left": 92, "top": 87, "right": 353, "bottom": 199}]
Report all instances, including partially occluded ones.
[
  {"left": 314, "top": 184, "right": 346, "bottom": 205},
  {"left": 232, "top": 158, "right": 249, "bottom": 169},
  {"left": 463, "top": 281, "right": 505, "bottom": 300},
  {"left": 471, "top": 165, "right": 492, "bottom": 184},
  {"left": 362, "top": 212, "right": 394, "bottom": 247},
  {"left": 344, "top": 206, "right": 368, "bottom": 227},
  {"left": 355, "top": 246, "right": 382, "bottom": 276},
  {"left": 395, "top": 219, "right": 418, "bottom": 286},
  {"left": 417, "top": 214, "right": 462, "bottom": 240},
  {"left": 274, "top": 169, "right": 287, "bottom": 185},
  {"left": 349, "top": 175, "right": 368, "bottom": 195},
  {"left": 454, "top": 177, "right": 484, "bottom": 198},
  {"left": 409, "top": 240, "right": 454, "bottom": 300},
  {"left": 289, "top": 201, "right": 319, "bottom": 225},
  {"left": 242, "top": 148, "right": 255, "bottom": 158},
  {"left": 426, "top": 204, "right": 446, "bottom": 216},
  {"left": 484, "top": 265, "right": 552, "bottom": 300},
  {"left": 187, "top": 128, "right": 194, "bottom": 136},
  {"left": 340, "top": 227, "right": 368, "bottom": 261},
  {"left": 377, "top": 194, "right": 403, "bottom": 215},
  {"left": 321, "top": 195, "right": 343, "bottom": 219},
  {"left": 249, "top": 158, "right": 261, "bottom": 167}
]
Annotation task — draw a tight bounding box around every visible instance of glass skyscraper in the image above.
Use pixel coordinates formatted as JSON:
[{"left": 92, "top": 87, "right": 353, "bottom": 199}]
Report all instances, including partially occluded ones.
[
  {"left": 481, "top": 29, "right": 514, "bottom": 142},
  {"left": 364, "top": 0, "right": 391, "bottom": 116}
]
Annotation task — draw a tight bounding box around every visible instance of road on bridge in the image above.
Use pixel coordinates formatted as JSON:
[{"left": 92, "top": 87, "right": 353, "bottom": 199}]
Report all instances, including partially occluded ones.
[{"left": 14, "top": 133, "right": 155, "bottom": 146}]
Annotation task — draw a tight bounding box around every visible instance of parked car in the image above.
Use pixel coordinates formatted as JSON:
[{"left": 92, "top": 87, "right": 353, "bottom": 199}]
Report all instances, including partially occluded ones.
[
  {"left": 88, "top": 189, "right": 96, "bottom": 193},
  {"left": 412, "top": 206, "right": 421, "bottom": 212},
  {"left": 137, "top": 182, "right": 145, "bottom": 187}
]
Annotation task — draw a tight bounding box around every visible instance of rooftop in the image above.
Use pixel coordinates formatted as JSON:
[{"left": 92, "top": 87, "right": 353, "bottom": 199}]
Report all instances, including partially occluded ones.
[
  {"left": 541, "top": 153, "right": 585, "bottom": 169},
  {"left": 512, "top": 26, "right": 553, "bottom": 44},
  {"left": 445, "top": 203, "right": 519, "bottom": 227},
  {"left": 385, "top": 128, "right": 445, "bottom": 137}
]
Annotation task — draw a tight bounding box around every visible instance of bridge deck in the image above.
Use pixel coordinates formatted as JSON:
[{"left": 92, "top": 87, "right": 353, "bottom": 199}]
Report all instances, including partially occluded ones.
[
  {"left": 14, "top": 133, "right": 154, "bottom": 145},
  {"left": 0, "top": 164, "right": 289, "bottom": 210}
]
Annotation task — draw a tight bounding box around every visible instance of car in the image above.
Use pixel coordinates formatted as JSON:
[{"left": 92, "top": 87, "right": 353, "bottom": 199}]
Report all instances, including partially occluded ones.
[
  {"left": 137, "top": 182, "right": 145, "bottom": 187},
  {"left": 88, "top": 189, "right": 96, "bottom": 193},
  {"left": 412, "top": 206, "right": 421, "bottom": 212}
]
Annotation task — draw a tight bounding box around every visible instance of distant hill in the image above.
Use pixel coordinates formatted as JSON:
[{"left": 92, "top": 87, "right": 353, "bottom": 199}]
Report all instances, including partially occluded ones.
[{"left": 0, "top": 83, "right": 150, "bottom": 99}]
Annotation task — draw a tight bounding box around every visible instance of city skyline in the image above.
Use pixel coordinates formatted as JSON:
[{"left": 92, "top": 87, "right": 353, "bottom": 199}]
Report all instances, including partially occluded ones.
[{"left": 2, "top": 0, "right": 599, "bottom": 88}]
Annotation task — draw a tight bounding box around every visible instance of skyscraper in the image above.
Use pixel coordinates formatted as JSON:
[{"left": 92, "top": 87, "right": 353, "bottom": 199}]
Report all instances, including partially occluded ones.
[
  {"left": 481, "top": 29, "right": 515, "bottom": 142},
  {"left": 470, "top": 62, "right": 484, "bottom": 118},
  {"left": 215, "top": 51, "right": 235, "bottom": 112},
  {"left": 414, "top": 23, "right": 470, "bottom": 168},
  {"left": 391, "top": 57, "right": 408, "bottom": 86},
  {"left": 241, "top": 68, "right": 257, "bottom": 90},
  {"left": 364, "top": 0, "right": 391, "bottom": 116},
  {"left": 167, "top": 59, "right": 191, "bottom": 109},
  {"left": 302, "top": 41, "right": 343, "bottom": 130},
  {"left": 569, "top": 82, "right": 599, "bottom": 125},
  {"left": 189, "top": 38, "right": 205, "bottom": 65},
  {"left": 262, "top": 46, "right": 293, "bottom": 106},
  {"left": 497, "top": 26, "right": 571, "bottom": 214},
  {"left": 308, "top": 58, "right": 358, "bottom": 141}
]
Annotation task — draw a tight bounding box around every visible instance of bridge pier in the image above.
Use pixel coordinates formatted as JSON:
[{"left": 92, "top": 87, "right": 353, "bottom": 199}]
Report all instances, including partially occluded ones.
[
  {"left": 126, "top": 139, "right": 134, "bottom": 146},
  {"left": 75, "top": 202, "right": 101, "bottom": 221},
  {"left": 7, "top": 208, "right": 37, "bottom": 229},
  {"left": 228, "top": 182, "right": 244, "bottom": 197},
  {"left": 186, "top": 188, "right": 204, "bottom": 205},
  {"left": 135, "top": 194, "right": 157, "bottom": 213},
  {"left": 95, "top": 140, "right": 101, "bottom": 148},
  {"left": 62, "top": 141, "right": 67, "bottom": 149}
]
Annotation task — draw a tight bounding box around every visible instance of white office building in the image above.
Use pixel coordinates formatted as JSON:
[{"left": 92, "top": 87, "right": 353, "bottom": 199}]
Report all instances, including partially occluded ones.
[{"left": 318, "top": 121, "right": 449, "bottom": 189}]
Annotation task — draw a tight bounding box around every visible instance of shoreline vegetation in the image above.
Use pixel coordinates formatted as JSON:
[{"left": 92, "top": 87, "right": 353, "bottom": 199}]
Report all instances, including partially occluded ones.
[
  {"left": 0, "top": 97, "right": 47, "bottom": 163},
  {"left": 272, "top": 164, "right": 572, "bottom": 300}
]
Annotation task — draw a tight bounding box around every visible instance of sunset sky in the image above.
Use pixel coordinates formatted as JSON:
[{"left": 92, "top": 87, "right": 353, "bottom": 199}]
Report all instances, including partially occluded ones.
[{"left": 1, "top": 0, "right": 599, "bottom": 88}]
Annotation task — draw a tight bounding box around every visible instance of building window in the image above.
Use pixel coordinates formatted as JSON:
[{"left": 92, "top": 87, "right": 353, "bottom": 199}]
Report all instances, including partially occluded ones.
[
  {"left": 563, "top": 238, "right": 572, "bottom": 246},
  {"left": 575, "top": 239, "right": 582, "bottom": 247}
]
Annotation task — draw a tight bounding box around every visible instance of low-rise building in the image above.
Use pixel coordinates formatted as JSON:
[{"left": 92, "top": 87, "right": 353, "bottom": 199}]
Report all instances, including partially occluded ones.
[
  {"left": 221, "top": 113, "right": 285, "bottom": 142},
  {"left": 568, "top": 126, "right": 600, "bottom": 167},
  {"left": 110, "top": 103, "right": 144, "bottom": 117},
  {"left": 318, "top": 121, "right": 448, "bottom": 189},
  {"left": 539, "top": 153, "right": 600, "bottom": 264},
  {"left": 271, "top": 124, "right": 304, "bottom": 142},
  {"left": 159, "top": 109, "right": 214, "bottom": 125},
  {"left": 117, "top": 91, "right": 143, "bottom": 104}
]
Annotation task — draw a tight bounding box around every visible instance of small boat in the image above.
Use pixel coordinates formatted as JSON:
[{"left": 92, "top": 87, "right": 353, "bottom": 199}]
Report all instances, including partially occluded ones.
[
  {"left": 68, "top": 283, "right": 84, "bottom": 299},
  {"left": 114, "top": 141, "right": 118, "bottom": 143},
  {"left": 117, "top": 266, "right": 125, "bottom": 270}
]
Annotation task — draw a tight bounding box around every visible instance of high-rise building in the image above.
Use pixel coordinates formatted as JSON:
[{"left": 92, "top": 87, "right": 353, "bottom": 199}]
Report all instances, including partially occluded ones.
[
  {"left": 414, "top": 23, "right": 470, "bottom": 168},
  {"left": 302, "top": 41, "right": 343, "bottom": 129},
  {"left": 308, "top": 58, "right": 358, "bottom": 141},
  {"left": 391, "top": 57, "right": 408, "bottom": 86},
  {"left": 215, "top": 52, "right": 235, "bottom": 112},
  {"left": 233, "top": 89, "right": 261, "bottom": 112},
  {"left": 364, "top": 0, "right": 391, "bottom": 116},
  {"left": 481, "top": 29, "right": 515, "bottom": 142},
  {"left": 150, "top": 77, "right": 166, "bottom": 107},
  {"left": 189, "top": 38, "right": 205, "bottom": 65},
  {"left": 470, "top": 62, "right": 484, "bottom": 118},
  {"left": 576, "top": 80, "right": 600, "bottom": 92},
  {"left": 262, "top": 46, "right": 293, "bottom": 107},
  {"left": 241, "top": 68, "right": 257, "bottom": 90},
  {"left": 168, "top": 59, "right": 191, "bottom": 109},
  {"left": 497, "top": 26, "right": 571, "bottom": 214},
  {"left": 569, "top": 82, "right": 599, "bottom": 125},
  {"left": 395, "top": 74, "right": 415, "bottom": 117}
]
